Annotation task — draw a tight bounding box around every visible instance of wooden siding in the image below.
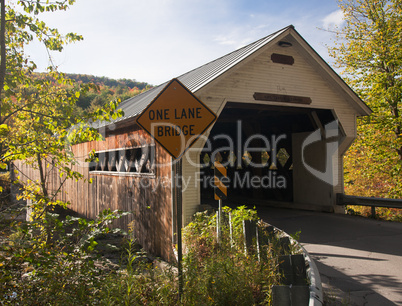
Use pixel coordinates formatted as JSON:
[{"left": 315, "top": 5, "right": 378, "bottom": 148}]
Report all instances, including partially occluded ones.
[
  {"left": 198, "top": 46, "right": 358, "bottom": 137},
  {"left": 181, "top": 149, "right": 201, "bottom": 224},
  {"left": 14, "top": 128, "right": 175, "bottom": 262}
]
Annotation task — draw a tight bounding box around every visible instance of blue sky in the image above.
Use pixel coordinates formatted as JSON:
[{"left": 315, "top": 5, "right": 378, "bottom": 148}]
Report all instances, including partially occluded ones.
[{"left": 24, "top": 0, "right": 345, "bottom": 85}]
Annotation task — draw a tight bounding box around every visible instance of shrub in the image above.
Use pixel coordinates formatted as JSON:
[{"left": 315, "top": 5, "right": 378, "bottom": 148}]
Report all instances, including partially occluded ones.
[
  {"left": 0, "top": 205, "right": 290, "bottom": 305},
  {"left": 182, "top": 206, "right": 282, "bottom": 305},
  {"left": 0, "top": 209, "right": 129, "bottom": 304}
]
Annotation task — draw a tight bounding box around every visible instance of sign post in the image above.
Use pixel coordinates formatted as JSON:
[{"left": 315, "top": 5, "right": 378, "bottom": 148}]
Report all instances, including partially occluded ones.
[
  {"left": 174, "top": 158, "right": 183, "bottom": 298},
  {"left": 136, "top": 78, "right": 217, "bottom": 300}
]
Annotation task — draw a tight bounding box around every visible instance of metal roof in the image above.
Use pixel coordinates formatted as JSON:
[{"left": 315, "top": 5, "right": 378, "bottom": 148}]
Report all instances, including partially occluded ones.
[{"left": 97, "top": 26, "right": 291, "bottom": 128}]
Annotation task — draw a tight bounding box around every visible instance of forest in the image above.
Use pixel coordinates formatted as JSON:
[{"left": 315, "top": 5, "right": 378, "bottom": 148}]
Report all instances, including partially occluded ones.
[{"left": 67, "top": 73, "right": 151, "bottom": 112}]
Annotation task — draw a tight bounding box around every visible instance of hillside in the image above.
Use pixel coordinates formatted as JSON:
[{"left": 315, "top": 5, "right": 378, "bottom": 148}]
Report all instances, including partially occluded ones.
[
  {"left": 68, "top": 74, "right": 152, "bottom": 112},
  {"left": 68, "top": 74, "right": 150, "bottom": 91}
]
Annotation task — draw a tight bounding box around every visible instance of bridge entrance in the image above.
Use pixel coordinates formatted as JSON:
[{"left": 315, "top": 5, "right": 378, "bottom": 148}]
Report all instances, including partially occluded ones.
[{"left": 200, "top": 102, "right": 338, "bottom": 207}]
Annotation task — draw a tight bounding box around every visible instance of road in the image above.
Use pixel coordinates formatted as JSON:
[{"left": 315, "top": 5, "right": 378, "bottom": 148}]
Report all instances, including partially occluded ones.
[{"left": 257, "top": 206, "right": 402, "bottom": 305}]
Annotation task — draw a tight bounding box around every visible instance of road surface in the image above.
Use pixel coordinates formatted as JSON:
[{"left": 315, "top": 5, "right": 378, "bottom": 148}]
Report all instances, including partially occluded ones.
[{"left": 257, "top": 206, "right": 402, "bottom": 305}]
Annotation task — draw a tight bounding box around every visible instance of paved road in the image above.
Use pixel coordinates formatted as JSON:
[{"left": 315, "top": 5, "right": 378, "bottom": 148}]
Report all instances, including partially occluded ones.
[{"left": 257, "top": 206, "right": 402, "bottom": 305}]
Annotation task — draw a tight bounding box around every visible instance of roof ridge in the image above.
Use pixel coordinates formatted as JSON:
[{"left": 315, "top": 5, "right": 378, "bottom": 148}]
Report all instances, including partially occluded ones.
[
  {"left": 120, "top": 25, "right": 293, "bottom": 107},
  {"left": 100, "top": 25, "right": 295, "bottom": 128},
  {"left": 176, "top": 25, "right": 293, "bottom": 89}
]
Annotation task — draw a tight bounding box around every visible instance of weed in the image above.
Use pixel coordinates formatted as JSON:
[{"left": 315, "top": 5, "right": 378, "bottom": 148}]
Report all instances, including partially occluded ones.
[
  {"left": 182, "top": 206, "right": 283, "bottom": 305},
  {"left": 0, "top": 205, "right": 300, "bottom": 305}
]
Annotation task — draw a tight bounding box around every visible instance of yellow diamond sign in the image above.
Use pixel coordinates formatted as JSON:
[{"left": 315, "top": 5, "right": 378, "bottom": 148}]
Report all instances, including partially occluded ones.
[{"left": 136, "top": 78, "right": 217, "bottom": 159}]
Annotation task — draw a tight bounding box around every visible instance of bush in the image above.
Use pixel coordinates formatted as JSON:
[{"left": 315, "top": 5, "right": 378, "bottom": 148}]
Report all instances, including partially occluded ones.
[
  {"left": 182, "top": 206, "right": 282, "bottom": 305},
  {"left": 0, "top": 209, "right": 129, "bottom": 304},
  {"left": 0, "top": 206, "right": 291, "bottom": 305}
]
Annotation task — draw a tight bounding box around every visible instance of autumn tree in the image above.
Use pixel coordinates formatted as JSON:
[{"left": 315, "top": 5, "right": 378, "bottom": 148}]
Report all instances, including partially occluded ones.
[
  {"left": 328, "top": 0, "right": 402, "bottom": 198},
  {"left": 0, "top": 0, "right": 122, "bottom": 241}
]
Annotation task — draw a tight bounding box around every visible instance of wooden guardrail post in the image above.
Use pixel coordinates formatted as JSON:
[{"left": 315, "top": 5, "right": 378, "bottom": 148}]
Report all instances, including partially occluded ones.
[{"left": 243, "top": 220, "right": 260, "bottom": 260}]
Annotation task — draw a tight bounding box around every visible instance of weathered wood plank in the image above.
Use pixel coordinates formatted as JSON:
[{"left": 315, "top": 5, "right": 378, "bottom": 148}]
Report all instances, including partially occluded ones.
[{"left": 15, "top": 129, "right": 174, "bottom": 261}]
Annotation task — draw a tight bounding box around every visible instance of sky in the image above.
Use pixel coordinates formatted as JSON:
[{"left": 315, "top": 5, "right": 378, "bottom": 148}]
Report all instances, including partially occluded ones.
[{"left": 23, "top": 0, "right": 345, "bottom": 86}]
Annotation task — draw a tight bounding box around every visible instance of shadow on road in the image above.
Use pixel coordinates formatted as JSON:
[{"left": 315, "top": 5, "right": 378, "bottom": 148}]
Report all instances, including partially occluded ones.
[
  {"left": 314, "top": 256, "right": 400, "bottom": 305},
  {"left": 255, "top": 205, "right": 402, "bottom": 305}
]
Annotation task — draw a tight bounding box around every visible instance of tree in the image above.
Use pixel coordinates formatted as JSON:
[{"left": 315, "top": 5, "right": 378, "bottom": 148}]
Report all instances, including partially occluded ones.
[
  {"left": 0, "top": 3, "right": 129, "bottom": 301},
  {"left": 328, "top": 0, "right": 402, "bottom": 198},
  {"left": 0, "top": 0, "right": 123, "bottom": 242}
]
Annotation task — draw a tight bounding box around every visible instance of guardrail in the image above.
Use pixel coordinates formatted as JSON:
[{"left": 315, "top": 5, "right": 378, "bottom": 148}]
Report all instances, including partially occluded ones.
[
  {"left": 336, "top": 193, "right": 402, "bottom": 217},
  {"left": 216, "top": 210, "right": 324, "bottom": 306},
  {"left": 241, "top": 219, "right": 323, "bottom": 306},
  {"left": 265, "top": 222, "right": 323, "bottom": 306}
]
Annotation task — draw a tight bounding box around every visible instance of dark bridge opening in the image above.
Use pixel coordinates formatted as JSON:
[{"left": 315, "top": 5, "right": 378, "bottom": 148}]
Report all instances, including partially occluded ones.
[{"left": 200, "top": 102, "right": 336, "bottom": 206}]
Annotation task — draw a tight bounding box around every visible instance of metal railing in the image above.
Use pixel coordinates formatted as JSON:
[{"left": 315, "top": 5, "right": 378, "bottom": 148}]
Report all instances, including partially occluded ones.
[{"left": 336, "top": 193, "right": 402, "bottom": 217}]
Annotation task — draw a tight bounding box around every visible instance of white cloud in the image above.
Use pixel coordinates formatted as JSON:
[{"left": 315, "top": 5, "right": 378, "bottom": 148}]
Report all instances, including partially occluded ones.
[
  {"left": 322, "top": 9, "right": 344, "bottom": 28},
  {"left": 214, "top": 36, "right": 238, "bottom": 46}
]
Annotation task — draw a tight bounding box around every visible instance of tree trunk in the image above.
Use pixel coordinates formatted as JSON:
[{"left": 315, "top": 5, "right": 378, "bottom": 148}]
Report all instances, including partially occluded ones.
[
  {"left": 0, "top": 0, "right": 5, "bottom": 118},
  {"left": 37, "top": 152, "right": 53, "bottom": 245},
  {"left": 0, "top": 0, "right": 5, "bottom": 159}
]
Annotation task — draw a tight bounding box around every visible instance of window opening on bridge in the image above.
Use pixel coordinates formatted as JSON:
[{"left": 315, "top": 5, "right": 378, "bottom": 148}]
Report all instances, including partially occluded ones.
[{"left": 89, "top": 145, "right": 155, "bottom": 175}]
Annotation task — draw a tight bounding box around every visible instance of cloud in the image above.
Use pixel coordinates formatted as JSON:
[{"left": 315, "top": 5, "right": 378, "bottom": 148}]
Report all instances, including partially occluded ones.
[
  {"left": 322, "top": 9, "right": 344, "bottom": 28},
  {"left": 214, "top": 35, "right": 238, "bottom": 46}
]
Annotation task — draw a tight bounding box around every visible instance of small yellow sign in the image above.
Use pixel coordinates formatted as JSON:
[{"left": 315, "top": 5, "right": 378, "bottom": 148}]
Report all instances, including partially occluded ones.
[
  {"left": 136, "top": 79, "right": 217, "bottom": 159},
  {"left": 214, "top": 161, "right": 227, "bottom": 200}
]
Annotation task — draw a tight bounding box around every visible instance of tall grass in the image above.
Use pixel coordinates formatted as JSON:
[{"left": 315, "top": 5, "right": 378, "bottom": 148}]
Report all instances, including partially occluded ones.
[
  {"left": 0, "top": 206, "right": 286, "bottom": 305},
  {"left": 181, "top": 206, "right": 282, "bottom": 305}
]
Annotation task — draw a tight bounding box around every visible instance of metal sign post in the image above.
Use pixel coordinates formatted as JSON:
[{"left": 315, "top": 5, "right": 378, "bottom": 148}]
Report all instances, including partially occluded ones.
[{"left": 175, "top": 158, "right": 183, "bottom": 299}]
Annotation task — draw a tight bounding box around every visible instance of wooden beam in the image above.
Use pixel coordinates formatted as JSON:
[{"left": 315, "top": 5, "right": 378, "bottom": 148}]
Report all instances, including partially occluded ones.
[
  {"left": 253, "top": 93, "right": 312, "bottom": 105},
  {"left": 310, "top": 111, "right": 326, "bottom": 140},
  {"left": 225, "top": 102, "right": 313, "bottom": 114}
]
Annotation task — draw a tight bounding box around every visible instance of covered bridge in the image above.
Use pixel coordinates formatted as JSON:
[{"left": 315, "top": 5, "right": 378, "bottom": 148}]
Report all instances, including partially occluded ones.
[{"left": 16, "top": 25, "right": 371, "bottom": 261}]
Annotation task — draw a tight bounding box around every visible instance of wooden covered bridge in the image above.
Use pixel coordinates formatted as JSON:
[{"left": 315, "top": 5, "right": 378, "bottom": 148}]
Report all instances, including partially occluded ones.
[{"left": 16, "top": 25, "right": 371, "bottom": 261}]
